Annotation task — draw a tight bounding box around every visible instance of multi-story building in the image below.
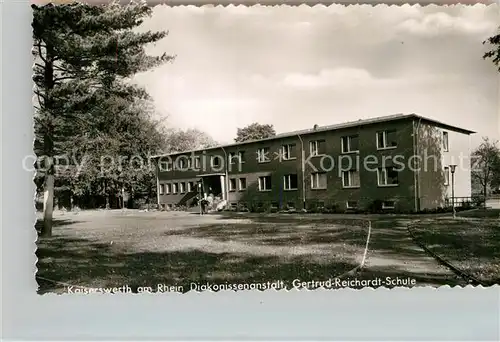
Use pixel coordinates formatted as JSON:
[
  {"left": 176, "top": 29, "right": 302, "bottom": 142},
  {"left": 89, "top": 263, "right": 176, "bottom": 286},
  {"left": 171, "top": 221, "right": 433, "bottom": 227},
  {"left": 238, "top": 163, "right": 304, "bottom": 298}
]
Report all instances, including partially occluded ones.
[{"left": 152, "top": 113, "right": 474, "bottom": 213}]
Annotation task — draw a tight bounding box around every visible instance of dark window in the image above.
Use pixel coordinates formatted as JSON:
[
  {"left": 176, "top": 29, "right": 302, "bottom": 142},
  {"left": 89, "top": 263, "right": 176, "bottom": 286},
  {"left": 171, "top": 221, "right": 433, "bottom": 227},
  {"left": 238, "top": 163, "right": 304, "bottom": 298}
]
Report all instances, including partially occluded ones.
[
  {"left": 310, "top": 140, "right": 326, "bottom": 156},
  {"left": 378, "top": 167, "right": 399, "bottom": 186},
  {"left": 282, "top": 144, "right": 296, "bottom": 160},
  {"left": 229, "top": 178, "right": 237, "bottom": 191},
  {"left": 284, "top": 174, "right": 298, "bottom": 190},
  {"left": 377, "top": 130, "right": 397, "bottom": 149},
  {"left": 239, "top": 178, "right": 247, "bottom": 191},
  {"left": 258, "top": 176, "right": 272, "bottom": 191},
  {"left": 257, "top": 147, "right": 271, "bottom": 163},
  {"left": 238, "top": 151, "right": 246, "bottom": 163},
  {"left": 311, "top": 172, "right": 327, "bottom": 189},
  {"left": 382, "top": 200, "right": 395, "bottom": 209},
  {"left": 341, "top": 135, "right": 359, "bottom": 153},
  {"left": 347, "top": 201, "right": 358, "bottom": 209},
  {"left": 211, "top": 156, "right": 222, "bottom": 167},
  {"left": 342, "top": 170, "right": 360, "bottom": 188}
]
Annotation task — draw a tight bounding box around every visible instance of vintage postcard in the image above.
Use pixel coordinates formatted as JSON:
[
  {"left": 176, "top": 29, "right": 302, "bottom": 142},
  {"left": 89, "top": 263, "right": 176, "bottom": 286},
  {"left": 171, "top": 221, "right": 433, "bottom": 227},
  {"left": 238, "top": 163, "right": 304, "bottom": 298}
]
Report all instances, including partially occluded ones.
[{"left": 32, "top": 1, "right": 500, "bottom": 294}]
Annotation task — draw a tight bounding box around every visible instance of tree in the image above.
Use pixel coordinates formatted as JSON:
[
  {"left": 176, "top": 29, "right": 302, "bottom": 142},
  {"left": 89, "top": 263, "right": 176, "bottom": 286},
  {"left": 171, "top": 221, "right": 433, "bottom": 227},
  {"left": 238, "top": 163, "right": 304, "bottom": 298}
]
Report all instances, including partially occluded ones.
[
  {"left": 164, "top": 128, "right": 218, "bottom": 153},
  {"left": 484, "top": 29, "right": 500, "bottom": 71},
  {"left": 234, "top": 123, "right": 276, "bottom": 143},
  {"left": 32, "top": 0, "right": 173, "bottom": 236},
  {"left": 471, "top": 137, "right": 500, "bottom": 204}
]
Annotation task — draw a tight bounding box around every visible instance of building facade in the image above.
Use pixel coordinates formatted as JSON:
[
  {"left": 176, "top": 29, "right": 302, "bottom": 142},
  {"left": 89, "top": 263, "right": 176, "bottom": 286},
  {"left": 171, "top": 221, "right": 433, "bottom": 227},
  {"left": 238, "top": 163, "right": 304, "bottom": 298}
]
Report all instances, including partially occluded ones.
[{"left": 152, "top": 114, "right": 474, "bottom": 213}]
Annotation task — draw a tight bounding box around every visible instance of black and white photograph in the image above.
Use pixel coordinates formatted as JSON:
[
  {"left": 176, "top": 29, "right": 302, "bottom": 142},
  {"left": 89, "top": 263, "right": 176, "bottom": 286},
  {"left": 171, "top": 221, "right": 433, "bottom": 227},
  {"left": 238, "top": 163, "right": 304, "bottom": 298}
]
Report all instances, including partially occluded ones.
[{"left": 33, "top": 1, "right": 500, "bottom": 294}]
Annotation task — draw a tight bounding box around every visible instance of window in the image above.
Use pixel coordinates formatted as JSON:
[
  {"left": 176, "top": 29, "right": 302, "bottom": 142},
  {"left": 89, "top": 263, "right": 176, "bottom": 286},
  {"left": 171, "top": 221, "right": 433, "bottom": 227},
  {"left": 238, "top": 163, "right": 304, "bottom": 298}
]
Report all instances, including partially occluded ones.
[
  {"left": 257, "top": 147, "right": 270, "bottom": 163},
  {"left": 159, "top": 161, "right": 172, "bottom": 171},
  {"left": 341, "top": 135, "right": 359, "bottom": 153},
  {"left": 166, "top": 183, "right": 172, "bottom": 194},
  {"left": 187, "top": 182, "right": 195, "bottom": 192},
  {"left": 444, "top": 167, "right": 450, "bottom": 186},
  {"left": 177, "top": 157, "right": 188, "bottom": 170},
  {"left": 239, "top": 178, "right": 247, "bottom": 191},
  {"left": 311, "top": 172, "right": 327, "bottom": 189},
  {"left": 159, "top": 184, "right": 165, "bottom": 195},
  {"left": 258, "top": 176, "right": 272, "bottom": 191},
  {"left": 443, "top": 131, "right": 449, "bottom": 151},
  {"left": 342, "top": 170, "right": 360, "bottom": 188},
  {"left": 376, "top": 130, "right": 397, "bottom": 149},
  {"left": 382, "top": 201, "right": 395, "bottom": 209},
  {"left": 309, "top": 140, "right": 325, "bottom": 157},
  {"left": 194, "top": 156, "right": 201, "bottom": 169},
  {"left": 211, "top": 156, "right": 222, "bottom": 168},
  {"left": 229, "top": 178, "right": 237, "bottom": 192},
  {"left": 179, "top": 182, "right": 186, "bottom": 193},
  {"left": 172, "top": 183, "right": 178, "bottom": 194},
  {"left": 377, "top": 167, "right": 399, "bottom": 186},
  {"left": 281, "top": 144, "right": 296, "bottom": 160},
  {"left": 238, "top": 151, "right": 245, "bottom": 163},
  {"left": 283, "top": 174, "right": 298, "bottom": 190},
  {"left": 229, "top": 151, "right": 245, "bottom": 164},
  {"left": 346, "top": 201, "right": 358, "bottom": 209}
]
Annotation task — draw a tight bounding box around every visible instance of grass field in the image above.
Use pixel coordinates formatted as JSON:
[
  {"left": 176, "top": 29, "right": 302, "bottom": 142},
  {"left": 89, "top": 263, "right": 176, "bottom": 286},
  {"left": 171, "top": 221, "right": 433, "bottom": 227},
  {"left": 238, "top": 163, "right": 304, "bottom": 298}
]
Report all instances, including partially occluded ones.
[
  {"left": 409, "top": 210, "right": 500, "bottom": 285},
  {"left": 36, "top": 211, "right": 369, "bottom": 294}
]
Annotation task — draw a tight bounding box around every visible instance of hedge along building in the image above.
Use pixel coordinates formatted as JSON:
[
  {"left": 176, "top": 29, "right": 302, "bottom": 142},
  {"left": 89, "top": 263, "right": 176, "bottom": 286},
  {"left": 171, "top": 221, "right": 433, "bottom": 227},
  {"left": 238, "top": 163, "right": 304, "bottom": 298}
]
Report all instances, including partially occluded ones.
[{"left": 151, "top": 113, "right": 474, "bottom": 212}]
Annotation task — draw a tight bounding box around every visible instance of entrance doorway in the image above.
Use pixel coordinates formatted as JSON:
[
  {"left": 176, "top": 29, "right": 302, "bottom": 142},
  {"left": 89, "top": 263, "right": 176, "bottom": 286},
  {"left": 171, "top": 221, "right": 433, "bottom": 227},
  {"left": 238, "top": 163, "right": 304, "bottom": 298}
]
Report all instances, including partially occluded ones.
[{"left": 198, "top": 173, "right": 225, "bottom": 200}]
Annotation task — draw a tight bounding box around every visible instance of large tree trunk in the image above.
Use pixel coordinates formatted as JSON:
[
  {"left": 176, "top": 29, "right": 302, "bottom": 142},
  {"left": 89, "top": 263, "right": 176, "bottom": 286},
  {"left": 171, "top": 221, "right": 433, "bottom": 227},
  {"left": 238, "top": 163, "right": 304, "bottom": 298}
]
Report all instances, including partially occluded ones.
[
  {"left": 41, "top": 173, "right": 54, "bottom": 237},
  {"left": 40, "top": 46, "right": 56, "bottom": 237}
]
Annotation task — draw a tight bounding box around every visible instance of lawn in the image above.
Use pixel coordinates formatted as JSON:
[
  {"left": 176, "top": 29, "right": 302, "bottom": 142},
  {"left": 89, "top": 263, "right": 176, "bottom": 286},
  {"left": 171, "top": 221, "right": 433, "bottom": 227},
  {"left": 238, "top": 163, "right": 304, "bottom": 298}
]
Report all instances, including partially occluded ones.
[
  {"left": 36, "top": 211, "right": 370, "bottom": 294},
  {"left": 409, "top": 213, "right": 500, "bottom": 285}
]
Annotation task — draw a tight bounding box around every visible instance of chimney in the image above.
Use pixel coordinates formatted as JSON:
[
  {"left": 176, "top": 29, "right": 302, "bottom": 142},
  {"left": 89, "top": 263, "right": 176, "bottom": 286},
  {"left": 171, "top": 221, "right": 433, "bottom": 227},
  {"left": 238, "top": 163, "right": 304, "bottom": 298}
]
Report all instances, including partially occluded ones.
[{"left": 313, "top": 124, "right": 319, "bottom": 131}]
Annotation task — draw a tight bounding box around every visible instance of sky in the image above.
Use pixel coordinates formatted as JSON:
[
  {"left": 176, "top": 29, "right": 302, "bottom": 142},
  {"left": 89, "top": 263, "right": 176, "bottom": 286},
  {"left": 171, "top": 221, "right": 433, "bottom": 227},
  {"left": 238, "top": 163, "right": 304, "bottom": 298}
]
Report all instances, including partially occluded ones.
[{"left": 133, "top": 4, "right": 500, "bottom": 147}]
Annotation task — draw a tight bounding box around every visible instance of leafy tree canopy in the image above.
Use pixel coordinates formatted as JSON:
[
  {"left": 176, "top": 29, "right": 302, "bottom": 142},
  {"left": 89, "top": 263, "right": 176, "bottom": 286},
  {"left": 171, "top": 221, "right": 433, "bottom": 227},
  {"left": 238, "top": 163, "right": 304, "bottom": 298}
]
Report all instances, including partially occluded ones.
[
  {"left": 164, "top": 128, "right": 218, "bottom": 153},
  {"left": 234, "top": 123, "right": 276, "bottom": 143}
]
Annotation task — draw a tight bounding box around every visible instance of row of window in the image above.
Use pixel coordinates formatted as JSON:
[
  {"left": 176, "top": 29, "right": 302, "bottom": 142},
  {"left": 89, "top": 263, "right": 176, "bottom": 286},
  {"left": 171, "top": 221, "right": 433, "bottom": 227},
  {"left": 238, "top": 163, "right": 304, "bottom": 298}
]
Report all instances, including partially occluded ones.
[
  {"left": 254, "top": 166, "right": 399, "bottom": 192},
  {"left": 159, "top": 181, "right": 197, "bottom": 195},
  {"left": 158, "top": 167, "right": 399, "bottom": 196}
]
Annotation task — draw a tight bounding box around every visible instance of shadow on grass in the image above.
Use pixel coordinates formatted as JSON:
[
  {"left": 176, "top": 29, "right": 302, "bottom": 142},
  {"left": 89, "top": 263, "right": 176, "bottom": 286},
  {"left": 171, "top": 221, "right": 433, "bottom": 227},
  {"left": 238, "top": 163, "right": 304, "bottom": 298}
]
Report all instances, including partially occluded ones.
[
  {"left": 36, "top": 234, "right": 360, "bottom": 294},
  {"left": 458, "top": 209, "right": 500, "bottom": 218},
  {"left": 35, "top": 219, "right": 86, "bottom": 235},
  {"left": 163, "top": 219, "right": 368, "bottom": 247},
  {"left": 409, "top": 218, "right": 500, "bottom": 284}
]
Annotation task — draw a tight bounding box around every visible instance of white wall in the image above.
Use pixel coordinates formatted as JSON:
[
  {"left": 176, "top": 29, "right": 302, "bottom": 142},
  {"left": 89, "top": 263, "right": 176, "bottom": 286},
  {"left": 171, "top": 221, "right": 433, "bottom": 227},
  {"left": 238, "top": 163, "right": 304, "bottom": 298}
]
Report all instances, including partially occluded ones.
[{"left": 440, "top": 128, "right": 472, "bottom": 200}]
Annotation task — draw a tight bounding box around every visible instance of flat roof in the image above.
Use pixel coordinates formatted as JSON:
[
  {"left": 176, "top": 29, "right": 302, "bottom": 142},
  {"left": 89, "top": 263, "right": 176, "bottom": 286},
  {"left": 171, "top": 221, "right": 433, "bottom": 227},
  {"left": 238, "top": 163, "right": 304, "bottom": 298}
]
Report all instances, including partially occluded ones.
[{"left": 152, "top": 113, "right": 475, "bottom": 159}]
